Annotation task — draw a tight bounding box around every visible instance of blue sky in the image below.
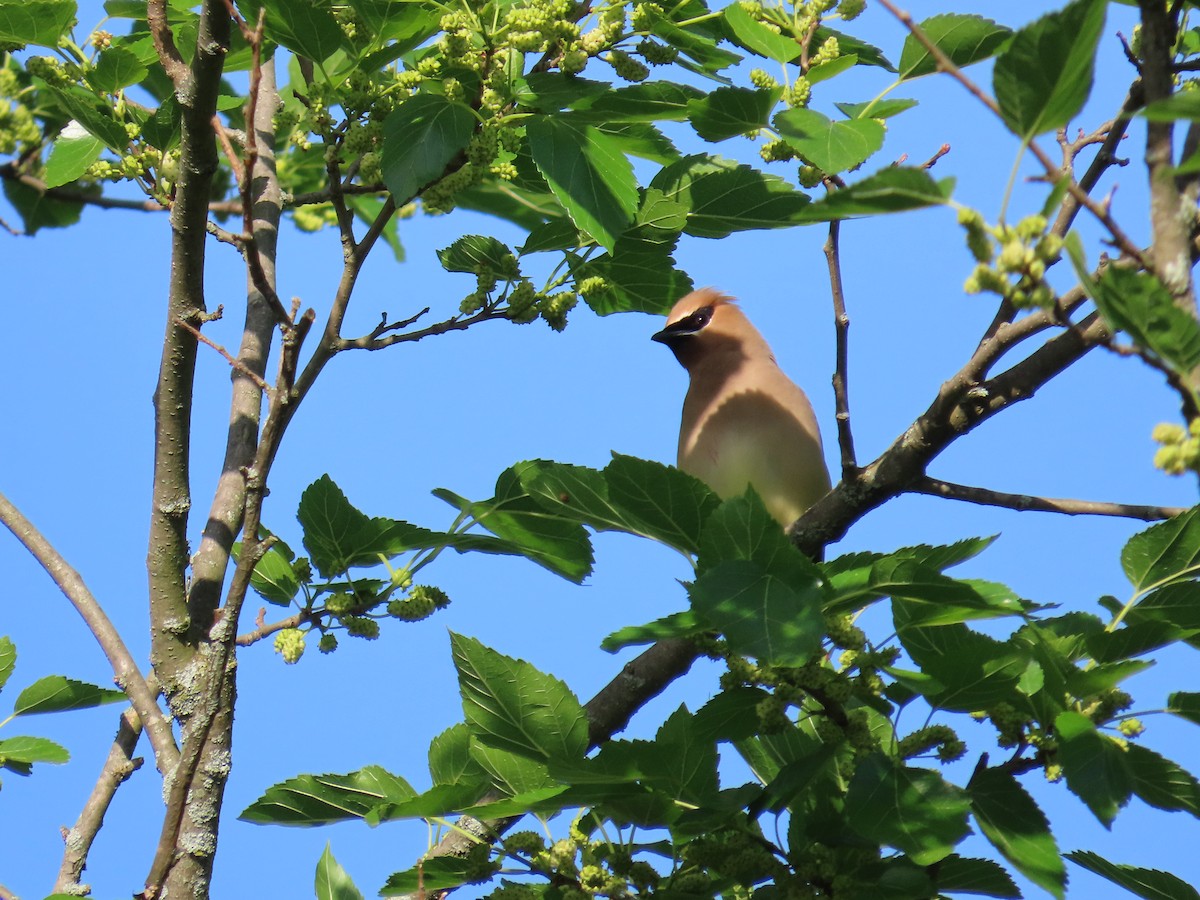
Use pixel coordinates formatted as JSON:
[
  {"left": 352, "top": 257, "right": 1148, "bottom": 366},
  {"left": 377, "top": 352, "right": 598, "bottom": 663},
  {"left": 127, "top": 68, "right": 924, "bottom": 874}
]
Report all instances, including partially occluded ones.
[{"left": 3, "top": 1, "right": 1199, "bottom": 898}]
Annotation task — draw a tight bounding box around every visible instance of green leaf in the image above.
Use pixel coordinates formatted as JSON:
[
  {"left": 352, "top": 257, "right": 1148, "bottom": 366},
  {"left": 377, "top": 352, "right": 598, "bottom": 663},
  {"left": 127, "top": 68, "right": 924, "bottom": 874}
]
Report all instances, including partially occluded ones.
[
  {"left": 527, "top": 116, "right": 638, "bottom": 252},
  {"left": 815, "top": 25, "right": 893, "bottom": 71},
  {"left": 43, "top": 125, "right": 105, "bottom": 189},
  {"left": 835, "top": 98, "right": 919, "bottom": 120},
  {"left": 296, "top": 475, "right": 376, "bottom": 578},
  {"left": 576, "top": 233, "right": 694, "bottom": 315},
  {"left": 934, "top": 856, "right": 1021, "bottom": 899},
  {"left": 1168, "top": 690, "right": 1200, "bottom": 726},
  {"left": 381, "top": 94, "right": 475, "bottom": 204},
  {"left": 650, "top": 154, "right": 811, "bottom": 238},
  {"left": 774, "top": 108, "right": 884, "bottom": 174},
  {"left": 444, "top": 463, "right": 594, "bottom": 582},
  {"left": 1121, "top": 507, "right": 1200, "bottom": 593},
  {"left": 647, "top": 11, "right": 741, "bottom": 73},
  {"left": 43, "top": 85, "right": 130, "bottom": 150},
  {"left": 2, "top": 180, "right": 82, "bottom": 234},
  {"left": 569, "top": 81, "right": 704, "bottom": 123},
  {"left": 1055, "top": 711, "right": 1131, "bottom": 826},
  {"left": 0, "top": 0, "right": 76, "bottom": 48},
  {"left": 516, "top": 74, "right": 612, "bottom": 113},
  {"left": 0, "top": 735, "right": 69, "bottom": 765},
  {"left": 428, "top": 722, "right": 488, "bottom": 787},
  {"left": 381, "top": 857, "right": 477, "bottom": 896},
  {"left": 1133, "top": 580, "right": 1200, "bottom": 630},
  {"left": 598, "top": 122, "right": 680, "bottom": 164},
  {"left": 846, "top": 754, "right": 971, "bottom": 865},
  {"left": 0, "top": 637, "right": 16, "bottom": 693},
  {"left": 793, "top": 167, "right": 951, "bottom": 223},
  {"left": 315, "top": 844, "right": 364, "bottom": 900},
  {"left": 1067, "top": 850, "right": 1200, "bottom": 900},
  {"left": 451, "top": 633, "right": 589, "bottom": 762},
  {"left": 691, "top": 559, "right": 823, "bottom": 666},
  {"left": 969, "top": 766, "right": 1065, "bottom": 900},
  {"left": 13, "top": 676, "right": 125, "bottom": 716},
  {"left": 992, "top": 0, "right": 1106, "bottom": 140},
  {"left": 349, "top": 0, "right": 440, "bottom": 49},
  {"left": 1141, "top": 91, "right": 1200, "bottom": 122},
  {"left": 899, "top": 14, "right": 1011, "bottom": 81},
  {"left": 90, "top": 45, "right": 149, "bottom": 92},
  {"left": 1092, "top": 267, "right": 1200, "bottom": 375},
  {"left": 806, "top": 54, "right": 857, "bottom": 85},
  {"left": 1125, "top": 742, "right": 1200, "bottom": 816},
  {"left": 239, "top": 766, "right": 416, "bottom": 826},
  {"left": 600, "top": 610, "right": 704, "bottom": 652},
  {"left": 437, "top": 235, "right": 516, "bottom": 274},
  {"left": 520, "top": 456, "right": 718, "bottom": 555},
  {"left": 722, "top": 3, "right": 799, "bottom": 62},
  {"left": 255, "top": 0, "right": 346, "bottom": 61},
  {"left": 688, "top": 87, "right": 778, "bottom": 142},
  {"left": 470, "top": 739, "right": 560, "bottom": 799},
  {"left": 894, "top": 609, "right": 1026, "bottom": 711},
  {"left": 233, "top": 540, "right": 302, "bottom": 606}
]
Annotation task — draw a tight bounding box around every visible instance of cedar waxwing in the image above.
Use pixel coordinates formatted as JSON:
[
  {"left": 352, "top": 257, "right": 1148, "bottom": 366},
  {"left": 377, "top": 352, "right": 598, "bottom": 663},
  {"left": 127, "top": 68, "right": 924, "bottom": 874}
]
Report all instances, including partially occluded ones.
[{"left": 652, "top": 288, "right": 831, "bottom": 527}]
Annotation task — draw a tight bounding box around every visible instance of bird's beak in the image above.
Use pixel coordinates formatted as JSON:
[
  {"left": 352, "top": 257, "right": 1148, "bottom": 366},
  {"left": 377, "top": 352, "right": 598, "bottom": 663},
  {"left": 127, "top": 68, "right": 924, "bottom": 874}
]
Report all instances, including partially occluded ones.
[{"left": 651, "top": 320, "right": 698, "bottom": 344}]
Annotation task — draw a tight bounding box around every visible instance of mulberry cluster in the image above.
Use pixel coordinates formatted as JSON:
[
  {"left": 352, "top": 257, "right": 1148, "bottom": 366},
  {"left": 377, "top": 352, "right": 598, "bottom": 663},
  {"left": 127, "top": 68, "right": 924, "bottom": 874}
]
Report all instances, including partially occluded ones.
[
  {"left": 961, "top": 210, "right": 1063, "bottom": 309},
  {"left": 1152, "top": 420, "right": 1200, "bottom": 475},
  {"left": 273, "top": 628, "right": 306, "bottom": 664}
]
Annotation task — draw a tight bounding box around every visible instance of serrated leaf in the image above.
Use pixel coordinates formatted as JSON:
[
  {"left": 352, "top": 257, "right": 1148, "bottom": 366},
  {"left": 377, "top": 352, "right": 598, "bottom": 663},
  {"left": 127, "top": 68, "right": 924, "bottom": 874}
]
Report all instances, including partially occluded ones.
[
  {"left": 381, "top": 856, "right": 477, "bottom": 896},
  {"left": 722, "top": 2, "right": 799, "bottom": 62},
  {"left": 315, "top": 844, "right": 364, "bottom": 900},
  {"left": 1092, "top": 267, "right": 1200, "bottom": 375},
  {"left": 469, "top": 738, "right": 560, "bottom": 798},
  {"left": 350, "top": 0, "right": 440, "bottom": 49},
  {"left": 254, "top": 0, "right": 346, "bottom": 61},
  {"left": 993, "top": 0, "right": 1106, "bottom": 140},
  {"left": 381, "top": 94, "right": 475, "bottom": 204},
  {"left": 451, "top": 632, "right": 589, "bottom": 762},
  {"left": 1055, "top": 711, "right": 1131, "bottom": 826},
  {"left": 775, "top": 108, "right": 884, "bottom": 174},
  {"left": 428, "top": 722, "right": 488, "bottom": 787},
  {"left": 1125, "top": 742, "right": 1200, "bottom": 816},
  {"left": 0, "top": 0, "right": 76, "bottom": 48},
  {"left": 794, "top": 166, "right": 951, "bottom": 223},
  {"left": 846, "top": 754, "right": 971, "bottom": 865},
  {"left": 688, "top": 87, "right": 778, "bottom": 142},
  {"left": 576, "top": 233, "right": 694, "bottom": 315},
  {"left": 239, "top": 766, "right": 416, "bottom": 826},
  {"left": 1067, "top": 850, "right": 1200, "bottom": 900},
  {"left": 437, "top": 235, "right": 516, "bottom": 274},
  {"left": 599, "top": 610, "right": 704, "bottom": 652},
  {"left": 42, "top": 85, "right": 130, "bottom": 150},
  {"left": 691, "top": 559, "right": 823, "bottom": 666},
  {"left": 233, "top": 540, "right": 302, "bottom": 606},
  {"left": 1169, "top": 690, "right": 1200, "bottom": 726},
  {"left": 90, "top": 45, "right": 149, "bottom": 92},
  {"left": 969, "top": 766, "right": 1065, "bottom": 899},
  {"left": 899, "top": 14, "right": 1011, "bottom": 80},
  {"left": 0, "top": 735, "right": 69, "bottom": 765},
  {"left": 13, "top": 676, "right": 126, "bottom": 716},
  {"left": 934, "top": 856, "right": 1021, "bottom": 899},
  {"left": 527, "top": 116, "right": 638, "bottom": 252},
  {"left": 448, "top": 464, "right": 594, "bottom": 582},
  {"left": 650, "top": 154, "right": 811, "bottom": 238},
  {"left": 2, "top": 179, "right": 82, "bottom": 234},
  {"left": 835, "top": 98, "right": 919, "bottom": 120},
  {"left": 0, "top": 637, "right": 15, "bottom": 693},
  {"left": 1121, "top": 507, "right": 1200, "bottom": 593},
  {"left": 570, "top": 81, "right": 704, "bottom": 123},
  {"left": 43, "top": 125, "right": 105, "bottom": 189}
]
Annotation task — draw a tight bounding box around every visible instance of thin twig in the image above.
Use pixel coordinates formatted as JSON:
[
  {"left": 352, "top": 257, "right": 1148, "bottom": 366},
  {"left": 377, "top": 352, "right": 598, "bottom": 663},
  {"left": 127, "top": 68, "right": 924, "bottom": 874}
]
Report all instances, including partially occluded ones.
[
  {"left": 236, "top": 609, "right": 310, "bottom": 646},
  {"left": 824, "top": 219, "right": 858, "bottom": 479},
  {"left": 921, "top": 143, "right": 951, "bottom": 169},
  {"left": 176, "top": 317, "right": 273, "bottom": 393},
  {"left": 147, "top": 0, "right": 188, "bottom": 85},
  {"left": 910, "top": 476, "right": 1185, "bottom": 521},
  {"left": 0, "top": 493, "right": 178, "bottom": 771}
]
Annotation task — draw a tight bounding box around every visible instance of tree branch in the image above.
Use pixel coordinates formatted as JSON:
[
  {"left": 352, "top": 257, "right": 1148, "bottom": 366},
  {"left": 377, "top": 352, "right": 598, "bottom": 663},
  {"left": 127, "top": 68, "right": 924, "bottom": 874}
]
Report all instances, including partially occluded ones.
[
  {"left": 909, "top": 476, "right": 1185, "bottom": 521},
  {"left": 0, "top": 492, "right": 178, "bottom": 770},
  {"left": 147, "top": 0, "right": 188, "bottom": 86},
  {"left": 824, "top": 218, "right": 858, "bottom": 480},
  {"left": 55, "top": 703, "right": 147, "bottom": 892}
]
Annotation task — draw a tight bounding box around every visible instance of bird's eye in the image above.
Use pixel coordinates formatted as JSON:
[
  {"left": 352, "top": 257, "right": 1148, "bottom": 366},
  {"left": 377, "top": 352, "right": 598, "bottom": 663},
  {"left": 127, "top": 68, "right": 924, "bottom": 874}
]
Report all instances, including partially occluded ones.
[{"left": 688, "top": 306, "right": 714, "bottom": 329}]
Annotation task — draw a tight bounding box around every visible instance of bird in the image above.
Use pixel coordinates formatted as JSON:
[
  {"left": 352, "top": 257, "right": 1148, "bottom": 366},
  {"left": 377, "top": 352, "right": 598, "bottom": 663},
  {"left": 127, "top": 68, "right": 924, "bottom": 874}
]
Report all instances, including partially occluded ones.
[{"left": 651, "top": 288, "right": 830, "bottom": 528}]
